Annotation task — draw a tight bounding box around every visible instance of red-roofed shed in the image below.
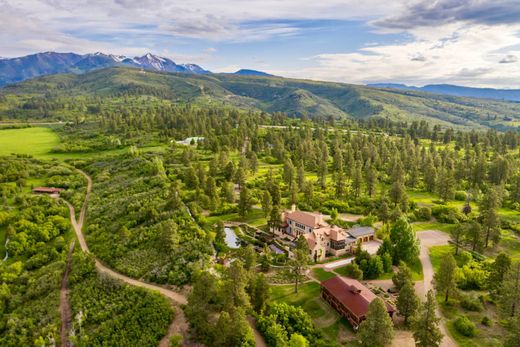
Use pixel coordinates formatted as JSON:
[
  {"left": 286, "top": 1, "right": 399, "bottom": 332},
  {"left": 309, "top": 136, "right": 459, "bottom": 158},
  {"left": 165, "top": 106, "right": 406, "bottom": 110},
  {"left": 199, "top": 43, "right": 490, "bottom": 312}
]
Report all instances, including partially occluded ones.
[
  {"left": 321, "top": 276, "right": 395, "bottom": 329},
  {"left": 32, "top": 187, "right": 63, "bottom": 195}
]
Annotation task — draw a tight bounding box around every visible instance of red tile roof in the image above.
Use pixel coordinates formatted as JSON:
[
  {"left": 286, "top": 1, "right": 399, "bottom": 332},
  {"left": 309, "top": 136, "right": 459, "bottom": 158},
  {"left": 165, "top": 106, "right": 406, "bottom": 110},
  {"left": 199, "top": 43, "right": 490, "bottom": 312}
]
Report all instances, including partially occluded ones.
[
  {"left": 32, "top": 187, "right": 63, "bottom": 194},
  {"left": 287, "top": 210, "right": 322, "bottom": 228},
  {"left": 321, "top": 276, "right": 394, "bottom": 318}
]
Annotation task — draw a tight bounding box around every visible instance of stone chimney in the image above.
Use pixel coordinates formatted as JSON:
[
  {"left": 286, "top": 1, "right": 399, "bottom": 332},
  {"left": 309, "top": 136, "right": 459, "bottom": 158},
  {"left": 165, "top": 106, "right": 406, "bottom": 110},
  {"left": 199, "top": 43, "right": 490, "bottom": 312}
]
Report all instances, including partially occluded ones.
[{"left": 291, "top": 204, "right": 297, "bottom": 212}]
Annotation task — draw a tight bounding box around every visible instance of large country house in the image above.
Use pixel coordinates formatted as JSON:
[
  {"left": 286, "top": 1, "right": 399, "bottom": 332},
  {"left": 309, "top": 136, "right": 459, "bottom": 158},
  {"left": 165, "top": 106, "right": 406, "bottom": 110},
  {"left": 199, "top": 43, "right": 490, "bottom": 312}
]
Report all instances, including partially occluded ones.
[{"left": 272, "top": 207, "right": 375, "bottom": 261}]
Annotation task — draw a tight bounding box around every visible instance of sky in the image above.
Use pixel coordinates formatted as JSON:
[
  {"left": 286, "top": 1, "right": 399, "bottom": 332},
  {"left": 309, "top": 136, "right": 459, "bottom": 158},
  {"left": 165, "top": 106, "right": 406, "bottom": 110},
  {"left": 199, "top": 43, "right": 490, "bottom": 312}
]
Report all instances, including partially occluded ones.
[{"left": 1, "top": 0, "right": 520, "bottom": 88}]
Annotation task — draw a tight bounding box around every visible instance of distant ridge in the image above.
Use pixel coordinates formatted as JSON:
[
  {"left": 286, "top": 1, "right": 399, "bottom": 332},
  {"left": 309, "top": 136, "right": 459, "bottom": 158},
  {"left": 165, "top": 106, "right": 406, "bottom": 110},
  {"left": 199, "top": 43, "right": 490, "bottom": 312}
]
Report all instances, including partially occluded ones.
[
  {"left": 233, "top": 69, "right": 274, "bottom": 77},
  {"left": 0, "top": 51, "right": 210, "bottom": 86},
  {"left": 368, "top": 83, "right": 520, "bottom": 102},
  {"left": 3, "top": 66, "right": 519, "bottom": 131}
]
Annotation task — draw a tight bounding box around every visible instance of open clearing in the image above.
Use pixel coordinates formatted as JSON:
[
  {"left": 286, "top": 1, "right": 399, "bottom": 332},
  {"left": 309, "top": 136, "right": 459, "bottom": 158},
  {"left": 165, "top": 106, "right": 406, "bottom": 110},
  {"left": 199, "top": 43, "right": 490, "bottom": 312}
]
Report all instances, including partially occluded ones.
[
  {"left": 0, "top": 127, "right": 59, "bottom": 157},
  {"left": 0, "top": 126, "right": 166, "bottom": 160}
]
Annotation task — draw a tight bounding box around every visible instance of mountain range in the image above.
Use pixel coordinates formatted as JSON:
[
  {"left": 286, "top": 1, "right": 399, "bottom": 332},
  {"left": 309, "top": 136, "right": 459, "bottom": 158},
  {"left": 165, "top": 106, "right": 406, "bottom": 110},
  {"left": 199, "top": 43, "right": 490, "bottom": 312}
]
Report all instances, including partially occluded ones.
[
  {"left": 0, "top": 52, "right": 273, "bottom": 86},
  {"left": 368, "top": 83, "right": 520, "bottom": 102},
  {"left": 2, "top": 66, "right": 519, "bottom": 131}
]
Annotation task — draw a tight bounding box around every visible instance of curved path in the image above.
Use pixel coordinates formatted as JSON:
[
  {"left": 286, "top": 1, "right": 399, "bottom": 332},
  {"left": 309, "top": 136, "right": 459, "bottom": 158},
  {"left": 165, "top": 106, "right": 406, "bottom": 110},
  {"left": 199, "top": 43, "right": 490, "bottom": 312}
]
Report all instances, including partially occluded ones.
[
  {"left": 416, "top": 230, "right": 456, "bottom": 347},
  {"left": 59, "top": 241, "right": 75, "bottom": 347},
  {"left": 63, "top": 169, "right": 187, "bottom": 346},
  {"left": 65, "top": 169, "right": 266, "bottom": 347}
]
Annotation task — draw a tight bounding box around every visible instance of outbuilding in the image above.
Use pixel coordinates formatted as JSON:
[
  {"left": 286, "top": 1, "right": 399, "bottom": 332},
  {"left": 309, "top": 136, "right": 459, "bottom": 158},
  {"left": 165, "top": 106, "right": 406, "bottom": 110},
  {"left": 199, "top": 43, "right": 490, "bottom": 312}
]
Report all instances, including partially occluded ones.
[{"left": 321, "top": 276, "right": 395, "bottom": 329}]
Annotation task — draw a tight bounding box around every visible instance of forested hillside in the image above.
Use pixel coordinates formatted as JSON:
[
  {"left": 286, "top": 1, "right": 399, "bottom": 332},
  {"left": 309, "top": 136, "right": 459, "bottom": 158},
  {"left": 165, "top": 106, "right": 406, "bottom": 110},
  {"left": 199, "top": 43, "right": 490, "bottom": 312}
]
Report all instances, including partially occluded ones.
[{"left": 1, "top": 67, "right": 519, "bottom": 131}]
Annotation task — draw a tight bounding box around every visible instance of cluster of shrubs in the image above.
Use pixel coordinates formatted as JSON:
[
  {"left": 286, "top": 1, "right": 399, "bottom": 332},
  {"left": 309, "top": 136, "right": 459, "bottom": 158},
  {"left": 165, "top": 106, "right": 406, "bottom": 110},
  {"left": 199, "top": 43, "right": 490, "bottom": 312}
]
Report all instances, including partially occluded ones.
[
  {"left": 460, "top": 295, "right": 484, "bottom": 312},
  {"left": 454, "top": 316, "right": 477, "bottom": 337},
  {"left": 431, "top": 205, "right": 466, "bottom": 223}
]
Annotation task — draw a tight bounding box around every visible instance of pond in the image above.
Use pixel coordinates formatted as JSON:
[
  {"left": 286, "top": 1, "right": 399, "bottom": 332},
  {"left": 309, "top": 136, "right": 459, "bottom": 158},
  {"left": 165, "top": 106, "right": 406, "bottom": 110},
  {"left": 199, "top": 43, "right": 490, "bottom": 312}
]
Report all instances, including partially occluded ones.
[{"left": 224, "top": 227, "right": 242, "bottom": 249}]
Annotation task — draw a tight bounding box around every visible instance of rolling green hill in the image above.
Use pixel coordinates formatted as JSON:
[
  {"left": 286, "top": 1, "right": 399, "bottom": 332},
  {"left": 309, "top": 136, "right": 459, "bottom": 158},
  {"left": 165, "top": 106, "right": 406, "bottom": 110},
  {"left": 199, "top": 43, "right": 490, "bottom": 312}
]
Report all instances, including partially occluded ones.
[{"left": 1, "top": 67, "right": 519, "bottom": 131}]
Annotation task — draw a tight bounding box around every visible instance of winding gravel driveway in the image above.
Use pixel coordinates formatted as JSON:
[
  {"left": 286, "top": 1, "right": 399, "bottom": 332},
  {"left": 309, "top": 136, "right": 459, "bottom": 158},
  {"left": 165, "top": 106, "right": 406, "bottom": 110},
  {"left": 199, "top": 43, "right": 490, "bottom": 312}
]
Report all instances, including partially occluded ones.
[
  {"left": 65, "top": 169, "right": 266, "bottom": 347},
  {"left": 416, "top": 230, "right": 456, "bottom": 347}
]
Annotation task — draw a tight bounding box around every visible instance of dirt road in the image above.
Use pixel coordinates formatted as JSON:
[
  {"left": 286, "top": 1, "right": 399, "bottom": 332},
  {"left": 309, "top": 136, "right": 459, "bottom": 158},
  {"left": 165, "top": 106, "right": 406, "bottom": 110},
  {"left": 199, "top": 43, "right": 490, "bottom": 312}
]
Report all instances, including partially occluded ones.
[
  {"left": 66, "top": 169, "right": 266, "bottom": 347},
  {"left": 59, "top": 241, "right": 75, "bottom": 347},
  {"left": 416, "top": 230, "right": 456, "bottom": 347}
]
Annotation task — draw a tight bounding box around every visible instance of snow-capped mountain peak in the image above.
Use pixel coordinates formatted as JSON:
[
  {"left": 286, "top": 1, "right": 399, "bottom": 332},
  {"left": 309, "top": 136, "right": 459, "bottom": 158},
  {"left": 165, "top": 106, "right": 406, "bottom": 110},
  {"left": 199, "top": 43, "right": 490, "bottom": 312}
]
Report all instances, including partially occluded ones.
[{"left": 0, "top": 51, "right": 213, "bottom": 86}]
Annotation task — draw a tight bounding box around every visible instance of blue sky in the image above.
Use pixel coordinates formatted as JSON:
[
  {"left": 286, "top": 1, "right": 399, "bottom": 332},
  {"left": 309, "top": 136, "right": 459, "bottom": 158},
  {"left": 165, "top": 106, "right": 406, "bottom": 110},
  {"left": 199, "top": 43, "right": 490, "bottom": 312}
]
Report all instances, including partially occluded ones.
[{"left": 1, "top": 0, "right": 520, "bottom": 87}]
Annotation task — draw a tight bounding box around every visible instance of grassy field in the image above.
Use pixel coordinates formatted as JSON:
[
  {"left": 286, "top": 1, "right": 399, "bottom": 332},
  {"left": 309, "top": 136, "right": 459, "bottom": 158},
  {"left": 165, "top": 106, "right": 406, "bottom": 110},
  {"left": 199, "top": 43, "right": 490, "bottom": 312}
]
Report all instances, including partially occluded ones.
[
  {"left": 0, "top": 126, "right": 166, "bottom": 161},
  {"left": 312, "top": 268, "right": 337, "bottom": 282},
  {"left": 429, "top": 245, "right": 454, "bottom": 272},
  {"left": 206, "top": 208, "right": 267, "bottom": 227},
  {"left": 0, "top": 127, "right": 59, "bottom": 157},
  {"left": 412, "top": 221, "right": 455, "bottom": 233},
  {"left": 271, "top": 282, "right": 353, "bottom": 346}
]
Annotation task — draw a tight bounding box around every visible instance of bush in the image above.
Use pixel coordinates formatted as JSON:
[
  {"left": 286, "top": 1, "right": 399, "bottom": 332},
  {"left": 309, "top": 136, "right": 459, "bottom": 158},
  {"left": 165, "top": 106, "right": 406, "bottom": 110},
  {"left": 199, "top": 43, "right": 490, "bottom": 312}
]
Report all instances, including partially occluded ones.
[
  {"left": 323, "top": 200, "right": 349, "bottom": 213},
  {"left": 454, "top": 191, "right": 467, "bottom": 201},
  {"left": 460, "top": 295, "right": 483, "bottom": 312},
  {"left": 415, "top": 207, "right": 432, "bottom": 221},
  {"left": 481, "top": 316, "right": 492, "bottom": 326},
  {"left": 431, "top": 205, "right": 464, "bottom": 224},
  {"left": 454, "top": 316, "right": 477, "bottom": 337}
]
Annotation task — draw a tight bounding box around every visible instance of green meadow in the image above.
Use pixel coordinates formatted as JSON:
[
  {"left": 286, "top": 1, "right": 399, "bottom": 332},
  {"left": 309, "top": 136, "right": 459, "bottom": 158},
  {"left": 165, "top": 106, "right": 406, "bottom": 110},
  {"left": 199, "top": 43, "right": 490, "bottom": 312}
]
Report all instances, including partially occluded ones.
[
  {"left": 0, "top": 127, "right": 59, "bottom": 157},
  {"left": 0, "top": 126, "right": 166, "bottom": 160}
]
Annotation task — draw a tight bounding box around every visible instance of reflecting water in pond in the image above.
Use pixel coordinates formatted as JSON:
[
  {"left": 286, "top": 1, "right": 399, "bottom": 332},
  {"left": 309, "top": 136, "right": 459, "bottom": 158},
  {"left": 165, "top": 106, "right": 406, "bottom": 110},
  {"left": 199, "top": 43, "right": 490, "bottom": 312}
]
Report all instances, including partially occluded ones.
[{"left": 224, "top": 227, "right": 241, "bottom": 249}]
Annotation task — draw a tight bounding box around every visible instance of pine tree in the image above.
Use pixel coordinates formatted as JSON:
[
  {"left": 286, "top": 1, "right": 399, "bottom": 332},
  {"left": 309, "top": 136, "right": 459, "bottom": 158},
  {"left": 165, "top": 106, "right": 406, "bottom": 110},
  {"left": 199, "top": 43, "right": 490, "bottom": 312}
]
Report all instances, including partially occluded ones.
[
  {"left": 392, "top": 262, "right": 413, "bottom": 290},
  {"left": 434, "top": 253, "right": 457, "bottom": 302},
  {"left": 487, "top": 253, "right": 512, "bottom": 296},
  {"left": 412, "top": 290, "right": 443, "bottom": 347},
  {"left": 498, "top": 262, "right": 520, "bottom": 319},
  {"left": 397, "top": 280, "right": 419, "bottom": 325},
  {"left": 261, "top": 191, "right": 273, "bottom": 218},
  {"left": 437, "top": 166, "right": 455, "bottom": 202},
  {"left": 238, "top": 185, "right": 251, "bottom": 217},
  {"left": 358, "top": 298, "right": 395, "bottom": 347},
  {"left": 250, "top": 273, "right": 270, "bottom": 314},
  {"left": 479, "top": 186, "right": 502, "bottom": 248},
  {"left": 290, "top": 236, "right": 311, "bottom": 293},
  {"left": 390, "top": 218, "right": 419, "bottom": 264},
  {"left": 450, "top": 223, "right": 465, "bottom": 255}
]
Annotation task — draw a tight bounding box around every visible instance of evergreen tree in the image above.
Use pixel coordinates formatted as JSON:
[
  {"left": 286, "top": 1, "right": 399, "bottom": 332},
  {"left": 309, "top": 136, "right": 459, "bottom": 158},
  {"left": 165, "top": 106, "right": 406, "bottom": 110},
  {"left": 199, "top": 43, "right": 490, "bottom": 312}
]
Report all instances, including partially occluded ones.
[
  {"left": 412, "top": 290, "right": 443, "bottom": 347},
  {"left": 250, "top": 273, "right": 270, "bottom": 314},
  {"left": 498, "top": 262, "right": 520, "bottom": 319},
  {"left": 261, "top": 191, "right": 273, "bottom": 218},
  {"left": 450, "top": 223, "right": 465, "bottom": 255},
  {"left": 464, "top": 221, "right": 483, "bottom": 252},
  {"left": 397, "top": 280, "right": 419, "bottom": 325},
  {"left": 238, "top": 185, "right": 251, "bottom": 217},
  {"left": 437, "top": 166, "right": 455, "bottom": 202},
  {"left": 390, "top": 218, "right": 419, "bottom": 264},
  {"left": 358, "top": 298, "right": 395, "bottom": 347},
  {"left": 434, "top": 253, "right": 457, "bottom": 302},
  {"left": 392, "top": 262, "right": 413, "bottom": 290},
  {"left": 487, "top": 252, "right": 512, "bottom": 296},
  {"left": 222, "top": 261, "right": 250, "bottom": 311},
  {"left": 378, "top": 200, "right": 390, "bottom": 225},
  {"left": 479, "top": 186, "right": 502, "bottom": 248},
  {"left": 290, "top": 236, "right": 311, "bottom": 293}
]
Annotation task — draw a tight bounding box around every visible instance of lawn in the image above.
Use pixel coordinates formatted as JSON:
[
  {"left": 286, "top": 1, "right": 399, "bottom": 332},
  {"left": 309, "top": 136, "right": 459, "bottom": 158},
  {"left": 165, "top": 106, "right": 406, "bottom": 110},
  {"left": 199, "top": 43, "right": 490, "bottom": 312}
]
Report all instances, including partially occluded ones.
[
  {"left": 429, "top": 245, "right": 454, "bottom": 272},
  {"left": 206, "top": 208, "right": 267, "bottom": 227},
  {"left": 0, "top": 127, "right": 59, "bottom": 157},
  {"left": 271, "top": 282, "right": 353, "bottom": 346},
  {"left": 312, "top": 268, "right": 337, "bottom": 282},
  {"left": 0, "top": 126, "right": 167, "bottom": 161},
  {"left": 412, "top": 221, "right": 455, "bottom": 233}
]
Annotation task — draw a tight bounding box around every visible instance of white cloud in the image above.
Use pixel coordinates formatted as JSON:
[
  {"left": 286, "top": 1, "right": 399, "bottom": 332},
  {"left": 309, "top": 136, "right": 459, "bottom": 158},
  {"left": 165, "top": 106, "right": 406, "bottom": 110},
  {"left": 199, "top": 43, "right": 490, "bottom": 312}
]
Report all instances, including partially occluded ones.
[
  {"left": 1, "top": 0, "right": 520, "bottom": 87},
  {"left": 277, "top": 23, "right": 520, "bottom": 88}
]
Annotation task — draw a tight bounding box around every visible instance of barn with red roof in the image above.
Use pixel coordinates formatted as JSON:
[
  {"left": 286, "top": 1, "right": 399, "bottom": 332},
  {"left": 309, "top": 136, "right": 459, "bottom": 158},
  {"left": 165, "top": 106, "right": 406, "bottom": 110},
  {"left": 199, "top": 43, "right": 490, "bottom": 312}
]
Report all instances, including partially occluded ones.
[{"left": 321, "top": 276, "right": 395, "bottom": 329}]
